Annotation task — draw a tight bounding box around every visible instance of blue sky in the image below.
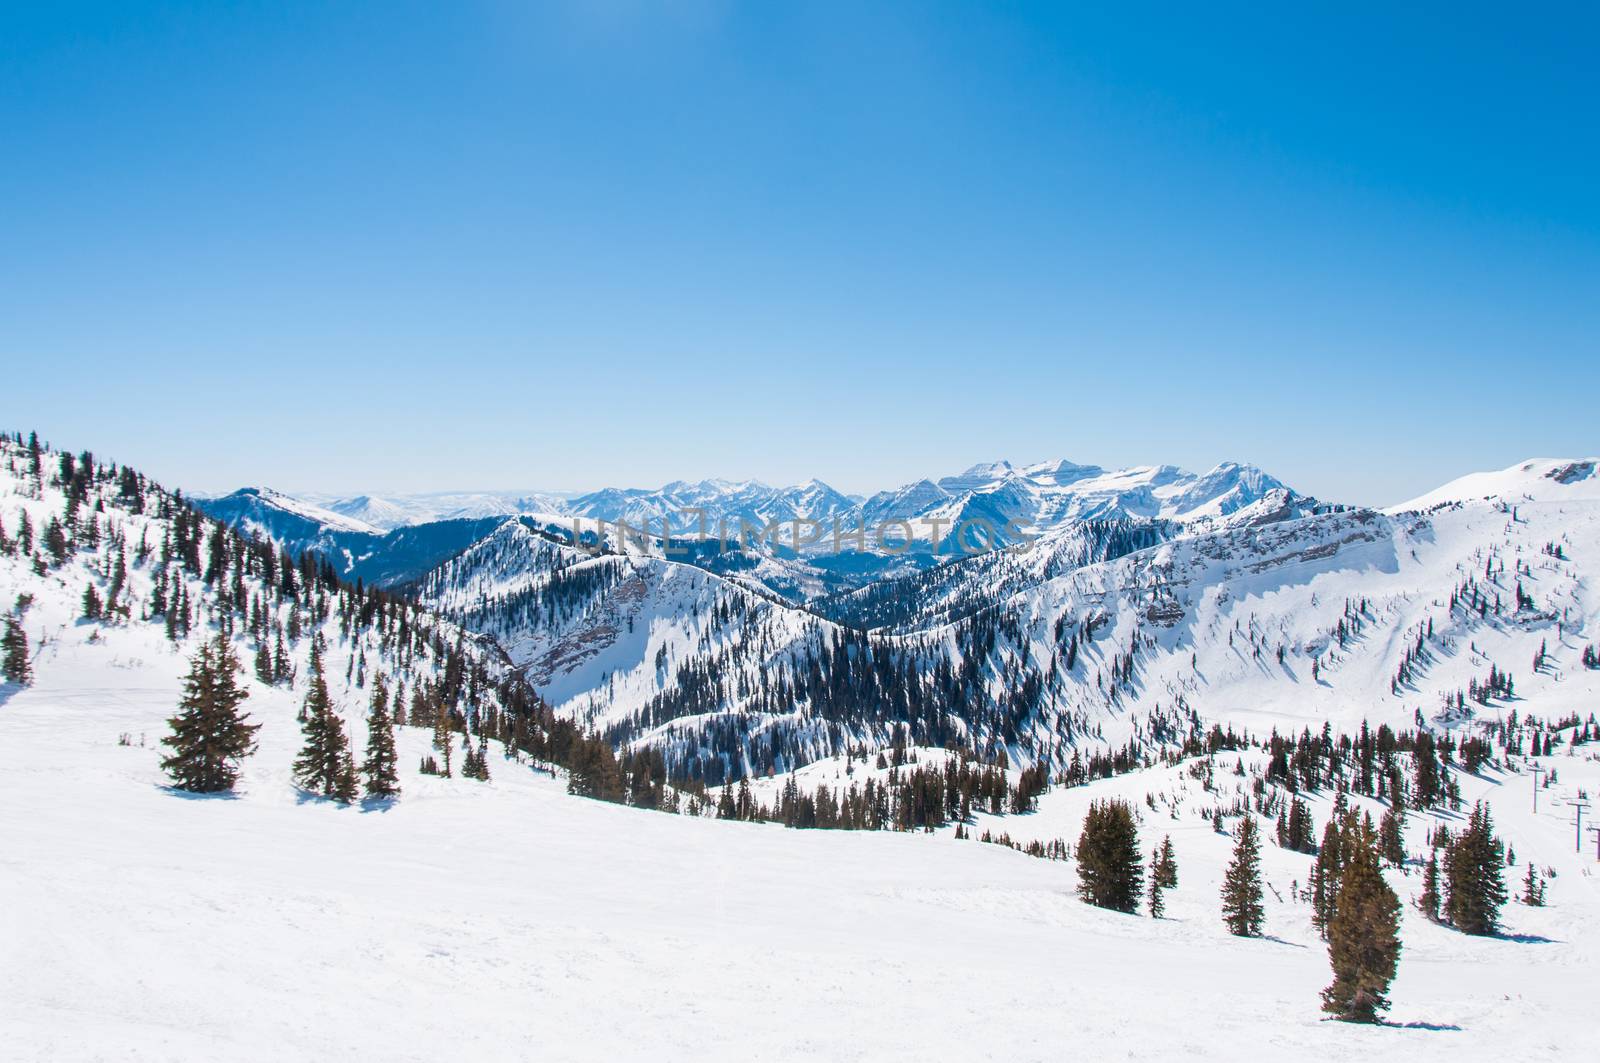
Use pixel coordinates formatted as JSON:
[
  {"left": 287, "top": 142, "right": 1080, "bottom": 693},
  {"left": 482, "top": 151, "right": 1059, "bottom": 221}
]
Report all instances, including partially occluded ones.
[{"left": 3, "top": 2, "right": 1596, "bottom": 506}]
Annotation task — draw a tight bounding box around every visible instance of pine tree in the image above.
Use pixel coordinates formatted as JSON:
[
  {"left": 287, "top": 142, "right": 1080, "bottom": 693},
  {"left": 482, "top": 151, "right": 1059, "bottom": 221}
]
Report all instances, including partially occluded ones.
[
  {"left": 159, "top": 635, "right": 259, "bottom": 793},
  {"left": 361, "top": 675, "right": 401, "bottom": 800},
  {"left": 1075, "top": 799, "right": 1143, "bottom": 913},
  {"left": 1417, "top": 850, "right": 1442, "bottom": 922},
  {"left": 1278, "top": 796, "right": 1316, "bottom": 853},
  {"left": 473, "top": 734, "right": 491, "bottom": 782},
  {"left": 1146, "top": 837, "right": 1177, "bottom": 918},
  {"left": 1378, "top": 803, "right": 1405, "bottom": 868},
  {"left": 292, "top": 642, "right": 357, "bottom": 802},
  {"left": 1322, "top": 819, "right": 1402, "bottom": 1023},
  {"left": 81, "top": 582, "right": 102, "bottom": 620},
  {"left": 1444, "top": 802, "right": 1507, "bottom": 934},
  {"left": 431, "top": 706, "right": 454, "bottom": 778},
  {"left": 1155, "top": 835, "right": 1178, "bottom": 888},
  {"left": 1310, "top": 811, "right": 1353, "bottom": 937},
  {"left": 1521, "top": 862, "right": 1544, "bottom": 907},
  {"left": 2, "top": 615, "right": 31, "bottom": 686},
  {"left": 1221, "top": 815, "right": 1265, "bottom": 936},
  {"left": 272, "top": 629, "right": 291, "bottom": 685}
]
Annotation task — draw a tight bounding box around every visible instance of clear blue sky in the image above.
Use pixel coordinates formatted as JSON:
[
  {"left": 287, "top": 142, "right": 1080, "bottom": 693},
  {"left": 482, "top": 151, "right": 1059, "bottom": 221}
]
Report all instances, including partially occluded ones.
[{"left": 4, "top": 2, "right": 1596, "bottom": 506}]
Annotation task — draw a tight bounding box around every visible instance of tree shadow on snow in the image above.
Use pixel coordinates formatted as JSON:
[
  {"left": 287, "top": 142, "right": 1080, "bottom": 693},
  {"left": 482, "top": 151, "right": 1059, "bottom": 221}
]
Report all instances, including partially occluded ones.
[
  {"left": 359, "top": 797, "right": 398, "bottom": 814},
  {"left": 1493, "top": 931, "right": 1559, "bottom": 944},
  {"left": 158, "top": 785, "right": 244, "bottom": 801},
  {"left": 1389, "top": 1020, "right": 1464, "bottom": 1032}
]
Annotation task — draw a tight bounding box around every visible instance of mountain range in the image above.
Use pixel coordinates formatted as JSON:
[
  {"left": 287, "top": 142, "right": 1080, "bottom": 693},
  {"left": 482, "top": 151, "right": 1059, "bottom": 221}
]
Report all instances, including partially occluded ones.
[{"left": 268, "top": 457, "right": 1301, "bottom": 535}]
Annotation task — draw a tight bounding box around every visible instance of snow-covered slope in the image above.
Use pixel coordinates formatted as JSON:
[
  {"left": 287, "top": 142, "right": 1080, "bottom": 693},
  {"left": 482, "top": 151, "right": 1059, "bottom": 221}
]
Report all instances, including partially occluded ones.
[
  {"left": 6, "top": 435, "right": 1600, "bottom": 1060},
  {"left": 305, "top": 489, "right": 572, "bottom": 529},
  {"left": 198, "top": 486, "right": 384, "bottom": 536},
  {"left": 418, "top": 459, "right": 1600, "bottom": 790},
  {"left": 1390, "top": 457, "right": 1600, "bottom": 512},
  {"left": 11, "top": 646, "right": 1598, "bottom": 1061}
]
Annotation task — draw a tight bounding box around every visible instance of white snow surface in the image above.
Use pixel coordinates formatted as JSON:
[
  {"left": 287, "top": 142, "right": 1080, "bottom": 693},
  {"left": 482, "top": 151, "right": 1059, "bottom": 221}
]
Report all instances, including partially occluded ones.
[{"left": 5, "top": 611, "right": 1599, "bottom": 1061}]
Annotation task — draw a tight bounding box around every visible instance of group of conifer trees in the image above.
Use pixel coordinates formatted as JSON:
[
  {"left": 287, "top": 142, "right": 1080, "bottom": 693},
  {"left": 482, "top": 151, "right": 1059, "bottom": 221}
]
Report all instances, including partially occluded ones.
[
  {"left": 1415, "top": 802, "right": 1508, "bottom": 935},
  {"left": 158, "top": 632, "right": 404, "bottom": 803},
  {"left": 1069, "top": 790, "right": 1413, "bottom": 1024}
]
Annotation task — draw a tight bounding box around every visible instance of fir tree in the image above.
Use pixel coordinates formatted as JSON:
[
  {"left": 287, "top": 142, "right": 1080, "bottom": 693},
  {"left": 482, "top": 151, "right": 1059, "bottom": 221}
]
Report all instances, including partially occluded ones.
[
  {"left": 1521, "top": 862, "right": 1544, "bottom": 907},
  {"left": 1075, "top": 799, "right": 1143, "bottom": 913},
  {"left": 81, "top": 582, "right": 102, "bottom": 620},
  {"left": 159, "top": 635, "right": 259, "bottom": 793},
  {"left": 1322, "top": 819, "right": 1401, "bottom": 1023},
  {"left": 1154, "top": 835, "right": 1178, "bottom": 888},
  {"left": 1147, "top": 837, "right": 1177, "bottom": 918},
  {"left": 292, "top": 642, "right": 357, "bottom": 802},
  {"left": 1417, "top": 850, "right": 1442, "bottom": 922},
  {"left": 1221, "top": 815, "right": 1265, "bottom": 936},
  {"left": 1444, "top": 802, "right": 1507, "bottom": 934},
  {"left": 1378, "top": 803, "right": 1405, "bottom": 868},
  {"left": 361, "top": 675, "right": 401, "bottom": 800},
  {"left": 2, "top": 615, "right": 31, "bottom": 686},
  {"left": 1310, "top": 811, "right": 1353, "bottom": 937},
  {"left": 431, "top": 706, "right": 454, "bottom": 778}
]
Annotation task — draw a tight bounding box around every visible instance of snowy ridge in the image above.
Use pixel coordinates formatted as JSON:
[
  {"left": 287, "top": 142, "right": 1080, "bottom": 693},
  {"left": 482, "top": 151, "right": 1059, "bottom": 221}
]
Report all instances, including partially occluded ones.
[
  {"left": 1389, "top": 457, "right": 1600, "bottom": 512},
  {"left": 201, "top": 486, "right": 384, "bottom": 535},
  {"left": 278, "top": 455, "right": 1299, "bottom": 542},
  {"left": 415, "top": 461, "right": 1600, "bottom": 789}
]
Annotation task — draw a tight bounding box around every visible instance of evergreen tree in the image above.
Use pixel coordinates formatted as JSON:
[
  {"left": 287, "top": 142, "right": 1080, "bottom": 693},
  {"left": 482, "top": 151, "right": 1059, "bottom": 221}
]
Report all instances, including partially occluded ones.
[
  {"left": 292, "top": 642, "right": 357, "bottom": 802},
  {"left": 431, "top": 706, "right": 454, "bottom": 778},
  {"left": 1417, "top": 850, "right": 1442, "bottom": 922},
  {"left": 474, "top": 734, "right": 492, "bottom": 782},
  {"left": 1154, "top": 835, "right": 1178, "bottom": 888},
  {"left": 1146, "top": 837, "right": 1177, "bottom": 918},
  {"left": 159, "top": 636, "right": 259, "bottom": 793},
  {"left": 1521, "top": 862, "right": 1545, "bottom": 907},
  {"left": 1221, "top": 815, "right": 1265, "bottom": 936},
  {"left": 1075, "top": 799, "right": 1143, "bottom": 913},
  {"left": 1310, "top": 811, "right": 1353, "bottom": 937},
  {"left": 361, "top": 675, "right": 401, "bottom": 800},
  {"left": 272, "top": 630, "right": 291, "bottom": 685},
  {"left": 1411, "top": 732, "right": 1440, "bottom": 809},
  {"left": 1378, "top": 803, "right": 1405, "bottom": 868},
  {"left": 81, "top": 582, "right": 102, "bottom": 620},
  {"left": 1322, "top": 819, "right": 1401, "bottom": 1023},
  {"left": 1278, "top": 796, "right": 1316, "bottom": 853},
  {"left": 1444, "top": 802, "right": 1507, "bottom": 934},
  {"left": 2, "top": 615, "right": 31, "bottom": 686}
]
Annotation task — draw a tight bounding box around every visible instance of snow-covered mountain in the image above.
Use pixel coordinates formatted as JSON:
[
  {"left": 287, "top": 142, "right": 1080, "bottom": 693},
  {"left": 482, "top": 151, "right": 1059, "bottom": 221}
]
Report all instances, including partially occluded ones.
[
  {"left": 198, "top": 486, "right": 384, "bottom": 537},
  {"left": 7, "top": 434, "right": 1600, "bottom": 1061},
  {"left": 1389, "top": 457, "right": 1600, "bottom": 512},
  {"left": 282, "top": 457, "right": 1298, "bottom": 542},
  {"left": 192, "top": 489, "right": 510, "bottom": 588},
  {"left": 203, "top": 457, "right": 1309, "bottom": 605},
  {"left": 417, "top": 456, "right": 1600, "bottom": 787},
  {"left": 300, "top": 489, "right": 572, "bottom": 530}
]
